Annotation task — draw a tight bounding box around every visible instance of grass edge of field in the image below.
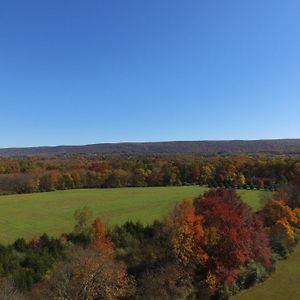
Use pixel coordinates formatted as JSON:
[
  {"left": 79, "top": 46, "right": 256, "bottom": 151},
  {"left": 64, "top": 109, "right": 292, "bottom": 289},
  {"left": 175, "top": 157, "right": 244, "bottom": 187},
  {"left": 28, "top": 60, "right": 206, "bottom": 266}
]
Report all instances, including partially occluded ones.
[{"left": 232, "top": 242, "right": 300, "bottom": 300}]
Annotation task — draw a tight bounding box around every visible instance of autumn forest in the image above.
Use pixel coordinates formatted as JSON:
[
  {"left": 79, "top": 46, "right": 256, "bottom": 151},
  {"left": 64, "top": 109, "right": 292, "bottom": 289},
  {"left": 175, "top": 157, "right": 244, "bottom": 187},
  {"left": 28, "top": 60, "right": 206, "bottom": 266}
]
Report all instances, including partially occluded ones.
[{"left": 0, "top": 154, "right": 299, "bottom": 299}]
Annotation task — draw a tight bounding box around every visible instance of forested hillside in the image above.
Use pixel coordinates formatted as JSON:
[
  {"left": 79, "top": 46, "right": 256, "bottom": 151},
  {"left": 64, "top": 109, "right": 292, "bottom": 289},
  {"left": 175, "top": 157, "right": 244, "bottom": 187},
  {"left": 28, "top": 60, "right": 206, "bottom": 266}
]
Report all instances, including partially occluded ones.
[{"left": 1, "top": 139, "right": 300, "bottom": 157}]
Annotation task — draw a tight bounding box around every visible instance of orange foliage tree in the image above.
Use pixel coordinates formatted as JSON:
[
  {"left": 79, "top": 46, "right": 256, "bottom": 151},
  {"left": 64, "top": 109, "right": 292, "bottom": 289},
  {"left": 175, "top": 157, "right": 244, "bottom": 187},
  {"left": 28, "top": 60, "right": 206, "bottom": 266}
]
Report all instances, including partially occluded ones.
[
  {"left": 260, "top": 199, "right": 299, "bottom": 256},
  {"left": 92, "top": 217, "right": 114, "bottom": 253},
  {"left": 166, "top": 199, "right": 208, "bottom": 269},
  {"left": 260, "top": 199, "right": 298, "bottom": 228}
]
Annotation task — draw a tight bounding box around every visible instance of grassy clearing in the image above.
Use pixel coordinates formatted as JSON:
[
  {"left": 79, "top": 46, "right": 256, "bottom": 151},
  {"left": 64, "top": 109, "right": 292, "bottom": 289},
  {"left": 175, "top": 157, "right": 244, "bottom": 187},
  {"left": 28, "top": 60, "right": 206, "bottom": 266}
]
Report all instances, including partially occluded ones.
[
  {"left": 232, "top": 243, "right": 300, "bottom": 300},
  {"left": 0, "top": 186, "right": 269, "bottom": 244}
]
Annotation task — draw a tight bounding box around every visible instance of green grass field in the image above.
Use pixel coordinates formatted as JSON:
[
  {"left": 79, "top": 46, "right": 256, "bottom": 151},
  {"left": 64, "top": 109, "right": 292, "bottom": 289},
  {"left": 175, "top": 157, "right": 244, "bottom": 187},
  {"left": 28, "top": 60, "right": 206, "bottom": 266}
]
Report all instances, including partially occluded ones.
[
  {"left": 232, "top": 243, "right": 300, "bottom": 300},
  {"left": 0, "top": 186, "right": 269, "bottom": 244}
]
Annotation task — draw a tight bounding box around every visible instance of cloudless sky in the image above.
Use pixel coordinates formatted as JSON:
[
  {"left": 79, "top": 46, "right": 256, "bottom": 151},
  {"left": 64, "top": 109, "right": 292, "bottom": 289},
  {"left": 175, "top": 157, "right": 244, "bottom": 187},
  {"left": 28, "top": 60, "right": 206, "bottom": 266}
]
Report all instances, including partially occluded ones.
[{"left": 0, "top": 0, "right": 300, "bottom": 147}]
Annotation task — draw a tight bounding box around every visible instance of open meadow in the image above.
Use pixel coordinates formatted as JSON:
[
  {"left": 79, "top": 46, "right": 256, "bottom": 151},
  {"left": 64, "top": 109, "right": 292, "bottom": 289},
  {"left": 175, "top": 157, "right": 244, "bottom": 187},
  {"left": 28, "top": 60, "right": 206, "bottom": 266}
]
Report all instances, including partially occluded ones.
[{"left": 0, "top": 186, "right": 269, "bottom": 244}]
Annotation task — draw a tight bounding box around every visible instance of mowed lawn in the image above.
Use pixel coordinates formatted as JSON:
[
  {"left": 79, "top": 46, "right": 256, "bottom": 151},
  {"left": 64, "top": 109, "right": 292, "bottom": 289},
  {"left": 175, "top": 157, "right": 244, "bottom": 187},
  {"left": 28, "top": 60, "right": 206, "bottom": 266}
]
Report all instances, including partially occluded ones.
[
  {"left": 232, "top": 243, "right": 300, "bottom": 300},
  {"left": 0, "top": 186, "right": 269, "bottom": 244}
]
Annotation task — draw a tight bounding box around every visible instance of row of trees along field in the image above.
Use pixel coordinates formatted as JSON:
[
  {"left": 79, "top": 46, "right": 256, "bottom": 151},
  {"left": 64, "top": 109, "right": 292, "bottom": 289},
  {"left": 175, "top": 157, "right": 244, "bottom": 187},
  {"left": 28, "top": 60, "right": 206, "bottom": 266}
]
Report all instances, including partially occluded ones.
[
  {"left": 0, "top": 180, "right": 299, "bottom": 299},
  {"left": 0, "top": 155, "right": 300, "bottom": 194}
]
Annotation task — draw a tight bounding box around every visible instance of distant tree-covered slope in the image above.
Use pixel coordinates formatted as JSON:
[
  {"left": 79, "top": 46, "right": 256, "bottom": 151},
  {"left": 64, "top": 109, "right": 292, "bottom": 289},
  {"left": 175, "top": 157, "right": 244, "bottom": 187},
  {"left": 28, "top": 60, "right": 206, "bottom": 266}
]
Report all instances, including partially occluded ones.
[{"left": 1, "top": 139, "right": 300, "bottom": 157}]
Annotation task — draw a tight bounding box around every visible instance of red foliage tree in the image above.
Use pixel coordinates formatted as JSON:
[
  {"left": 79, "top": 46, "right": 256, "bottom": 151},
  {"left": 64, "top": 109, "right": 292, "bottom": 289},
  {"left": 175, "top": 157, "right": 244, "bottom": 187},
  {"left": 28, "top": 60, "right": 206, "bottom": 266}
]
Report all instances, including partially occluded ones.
[{"left": 194, "top": 189, "right": 271, "bottom": 285}]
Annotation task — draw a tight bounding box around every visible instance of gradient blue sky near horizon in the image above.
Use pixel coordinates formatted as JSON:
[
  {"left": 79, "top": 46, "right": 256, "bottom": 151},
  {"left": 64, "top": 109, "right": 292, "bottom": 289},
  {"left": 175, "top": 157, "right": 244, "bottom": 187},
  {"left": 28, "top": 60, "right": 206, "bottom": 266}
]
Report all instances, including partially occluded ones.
[{"left": 0, "top": 1, "right": 300, "bottom": 148}]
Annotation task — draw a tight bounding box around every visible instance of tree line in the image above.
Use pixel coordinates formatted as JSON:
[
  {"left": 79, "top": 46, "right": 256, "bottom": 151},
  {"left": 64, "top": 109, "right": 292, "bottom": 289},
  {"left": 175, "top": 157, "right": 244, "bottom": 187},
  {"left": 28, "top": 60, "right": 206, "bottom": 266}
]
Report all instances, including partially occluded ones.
[{"left": 0, "top": 154, "right": 299, "bottom": 194}]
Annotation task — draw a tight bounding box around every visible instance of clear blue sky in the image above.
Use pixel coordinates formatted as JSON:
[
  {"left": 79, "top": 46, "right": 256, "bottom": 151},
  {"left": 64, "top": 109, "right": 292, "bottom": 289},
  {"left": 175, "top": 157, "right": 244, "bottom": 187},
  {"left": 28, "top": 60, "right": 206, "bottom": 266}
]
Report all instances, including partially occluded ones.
[{"left": 0, "top": 1, "right": 299, "bottom": 147}]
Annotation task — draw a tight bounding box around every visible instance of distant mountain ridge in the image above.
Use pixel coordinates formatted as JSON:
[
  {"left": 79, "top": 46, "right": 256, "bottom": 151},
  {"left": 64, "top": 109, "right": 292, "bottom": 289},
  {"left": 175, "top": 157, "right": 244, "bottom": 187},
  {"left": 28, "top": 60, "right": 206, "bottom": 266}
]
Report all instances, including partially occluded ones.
[{"left": 1, "top": 139, "right": 300, "bottom": 157}]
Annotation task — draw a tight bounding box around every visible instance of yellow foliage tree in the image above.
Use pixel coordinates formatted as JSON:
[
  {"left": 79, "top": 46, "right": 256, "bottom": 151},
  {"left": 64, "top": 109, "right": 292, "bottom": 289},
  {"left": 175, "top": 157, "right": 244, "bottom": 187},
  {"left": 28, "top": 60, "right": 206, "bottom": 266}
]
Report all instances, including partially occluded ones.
[{"left": 237, "top": 174, "right": 246, "bottom": 186}]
